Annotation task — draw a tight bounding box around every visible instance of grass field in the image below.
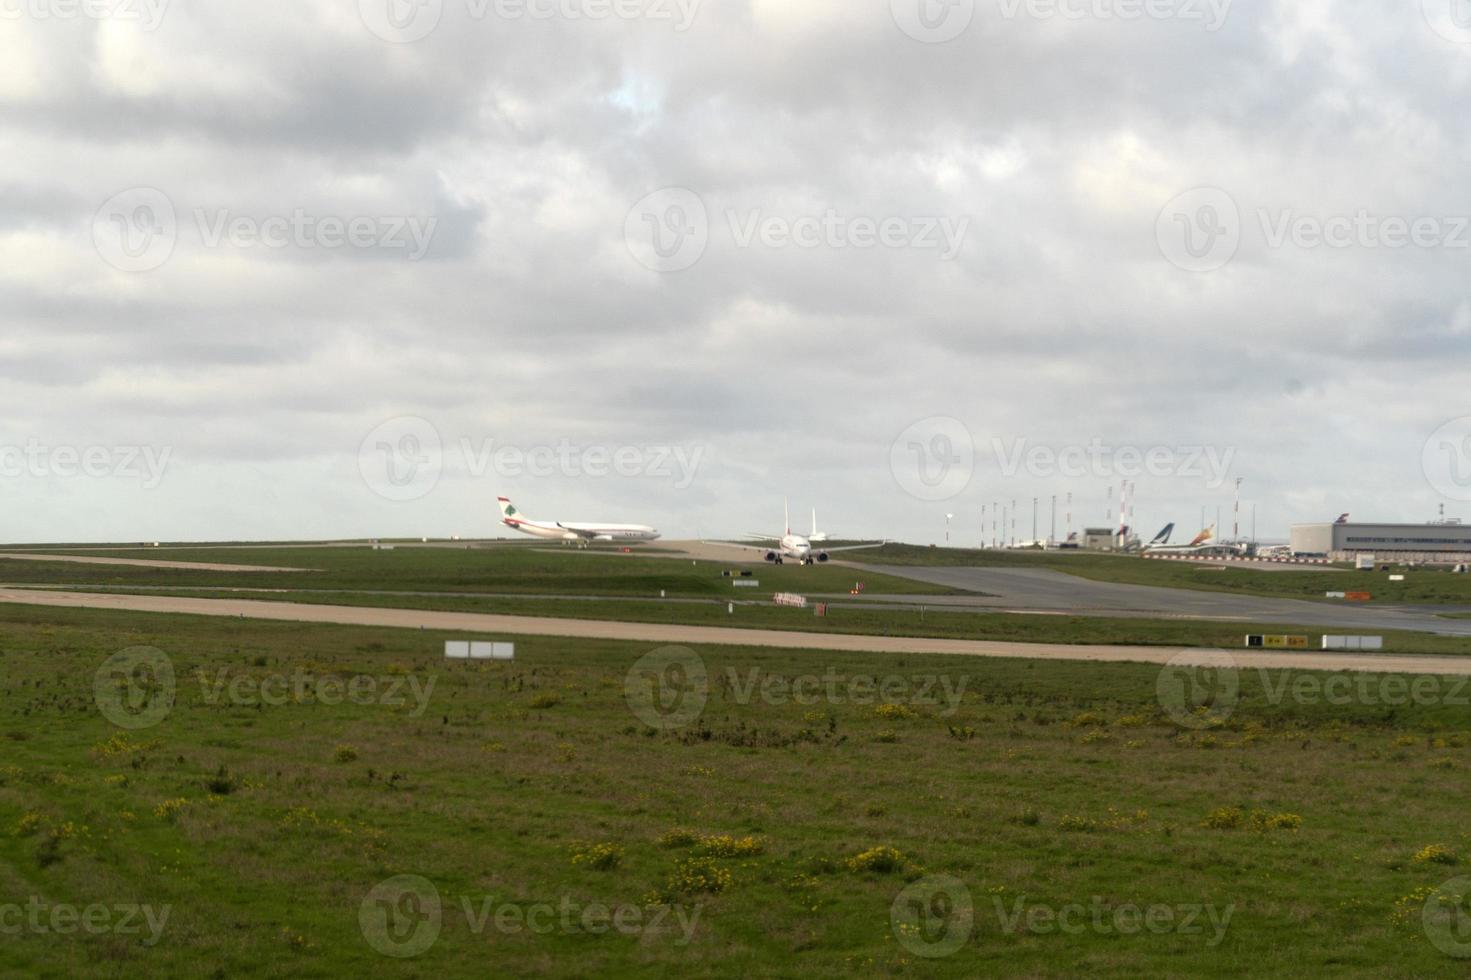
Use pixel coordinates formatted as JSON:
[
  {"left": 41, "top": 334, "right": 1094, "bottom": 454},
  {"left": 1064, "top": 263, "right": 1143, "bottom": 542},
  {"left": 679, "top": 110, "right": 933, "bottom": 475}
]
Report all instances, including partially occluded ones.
[
  {"left": 0, "top": 546, "right": 948, "bottom": 600},
  {"left": 6, "top": 603, "right": 1471, "bottom": 977},
  {"left": 855, "top": 544, "right": 1471, "bottom": 606},
  {"left": 11, "top": 541, "right": 1471, "bottom": 607},
  {"left": 47, "top": 586, "right": 1471, "bottom": 657}
]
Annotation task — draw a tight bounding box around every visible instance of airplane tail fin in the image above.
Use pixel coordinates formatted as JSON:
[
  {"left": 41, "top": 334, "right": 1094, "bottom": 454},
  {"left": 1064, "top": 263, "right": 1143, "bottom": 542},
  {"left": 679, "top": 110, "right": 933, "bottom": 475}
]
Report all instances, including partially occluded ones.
[
  {"left": 497, "top": 496, "right": 525, "bottom": 525},
  {"left": 810, "top": 508, "right": 828, "bottom": 542},
  {"left": 1187, "top": 526, "right": 1214, "bottom": 547},
  {"left": 1149, "top": 523, "right": 1175, "bottom": 546}
]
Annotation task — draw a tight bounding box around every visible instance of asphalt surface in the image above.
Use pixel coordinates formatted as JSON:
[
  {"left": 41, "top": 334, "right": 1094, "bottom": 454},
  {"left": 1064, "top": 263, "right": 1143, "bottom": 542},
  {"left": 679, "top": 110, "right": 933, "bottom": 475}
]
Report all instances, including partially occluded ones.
[
  {"left": 4, "top": 587, "right": 1470, "bottom": 674},
  {"left": 855, "top": 564, "right": 1471, "bottom": 637}
]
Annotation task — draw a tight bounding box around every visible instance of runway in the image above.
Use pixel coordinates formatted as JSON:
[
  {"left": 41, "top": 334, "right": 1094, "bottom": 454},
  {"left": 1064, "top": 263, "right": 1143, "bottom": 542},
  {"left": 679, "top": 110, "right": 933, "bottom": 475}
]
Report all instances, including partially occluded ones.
[
  {"left": 854, "top": 564, "right": 1471, "bottom": 637},
  {"left": 3, "top": 587, "right": 1471, "bottom": 675}
]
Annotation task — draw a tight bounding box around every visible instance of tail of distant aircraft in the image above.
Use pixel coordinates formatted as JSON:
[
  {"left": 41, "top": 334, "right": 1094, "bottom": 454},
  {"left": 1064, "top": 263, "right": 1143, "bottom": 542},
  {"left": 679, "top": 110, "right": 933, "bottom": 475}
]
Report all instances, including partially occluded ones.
[
  {"left": 498, "top": 496, "right": 526, "bottom": 527},
  {"left": 1149, "top": 523, "right": 1175, "bottom": 546},
  {"left": 1188, "top": 526, "right": 1215, "bottom": 547}
]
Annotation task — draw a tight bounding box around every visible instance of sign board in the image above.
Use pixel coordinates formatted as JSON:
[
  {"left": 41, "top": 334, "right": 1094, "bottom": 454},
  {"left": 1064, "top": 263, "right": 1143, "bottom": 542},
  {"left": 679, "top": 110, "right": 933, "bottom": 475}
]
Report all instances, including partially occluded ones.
[
  {"left": 732, "top": 580, "right": 760, "bottom": 588},
  {"left": 1356, "top": 554, "right": 1376, "bottom": 570},
  {"left": 1344, "top": 592, "right": 1372, "bottom": 602},
  {"left": 1322, "top": 636, "right": 1385, "bottom": 651},
  {"left": 445, "top": 641, "right": 515, "bottom": 660},
  {"left": 1389, "top": 575, "right": 1406, "bottom": 582},
  {"left": 1245, "top": 635, "right": 1309, "bottom": 650},
  {"left": 1325, "top": 592, "right": 1346, "bottom": 599}
]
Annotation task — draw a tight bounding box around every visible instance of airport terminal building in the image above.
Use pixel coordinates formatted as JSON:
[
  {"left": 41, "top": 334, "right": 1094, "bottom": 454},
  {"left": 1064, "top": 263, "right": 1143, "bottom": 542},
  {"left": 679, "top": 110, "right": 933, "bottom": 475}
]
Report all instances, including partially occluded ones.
[{"left": 1290, "top": 521, "right": 1471, "bottom": 562}]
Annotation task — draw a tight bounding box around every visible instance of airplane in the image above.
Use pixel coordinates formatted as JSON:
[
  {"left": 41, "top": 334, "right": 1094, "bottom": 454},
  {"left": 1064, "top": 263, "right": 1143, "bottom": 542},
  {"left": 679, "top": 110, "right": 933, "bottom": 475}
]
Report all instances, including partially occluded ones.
[
  {"left": 1141, "top": 524, "right": 1238, "bottom": 555},
  {"left": 705, "top": 500, "right": 884, "bottom": 565},
  {"left": 1148, "top": 523, "right": 1175, "bottom": 547},
  {"left": 497, "top": 497, "right": 660, "bottom": 546}
]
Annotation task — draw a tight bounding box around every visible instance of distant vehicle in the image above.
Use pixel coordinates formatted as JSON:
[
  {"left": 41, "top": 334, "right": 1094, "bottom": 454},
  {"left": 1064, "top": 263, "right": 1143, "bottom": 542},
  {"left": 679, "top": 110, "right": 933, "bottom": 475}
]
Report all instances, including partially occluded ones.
[
  {"left": 497, "top": 497, "right": 660, "bottom": 546},
  {"left": 705, "top": 499, "right": 884, "bottom": 566}
]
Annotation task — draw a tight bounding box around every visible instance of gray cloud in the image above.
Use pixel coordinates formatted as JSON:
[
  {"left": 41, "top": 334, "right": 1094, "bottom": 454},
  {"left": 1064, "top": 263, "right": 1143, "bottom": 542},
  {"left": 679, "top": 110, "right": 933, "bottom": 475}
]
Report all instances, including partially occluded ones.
[{"left": 1, "top": 0, "right": 1468, "bottom": 543}]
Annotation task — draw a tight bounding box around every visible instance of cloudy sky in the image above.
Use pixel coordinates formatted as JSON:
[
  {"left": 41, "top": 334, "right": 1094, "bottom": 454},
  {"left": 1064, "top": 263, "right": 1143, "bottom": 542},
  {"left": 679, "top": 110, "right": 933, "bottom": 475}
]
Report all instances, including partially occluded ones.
[{"left": 4, "top": 0, "right": 1471, "bottom": 544}]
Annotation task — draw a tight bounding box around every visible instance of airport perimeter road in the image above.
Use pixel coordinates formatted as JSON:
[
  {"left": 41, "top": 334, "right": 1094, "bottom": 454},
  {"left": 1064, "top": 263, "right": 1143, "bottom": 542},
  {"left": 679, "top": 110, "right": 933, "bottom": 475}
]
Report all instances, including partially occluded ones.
[
  {"left": 854, "top": 564, "right": 1471, "bottom": 637},
  {"left": 4, "top": 587, "right": 1471, "bottom": 675}
]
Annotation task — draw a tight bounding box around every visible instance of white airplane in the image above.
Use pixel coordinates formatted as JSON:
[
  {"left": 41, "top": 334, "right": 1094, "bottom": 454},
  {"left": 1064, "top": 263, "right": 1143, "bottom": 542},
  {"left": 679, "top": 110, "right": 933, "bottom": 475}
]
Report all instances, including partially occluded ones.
[
  {"left": 497, "top": 497, "right": 660, "bottom": 546},
  {"left": 1142, "top": 524, "right": 1241, "bottom": 556},
  {"left": 706, "top": 500, "right": 884, "bottom": 566}
]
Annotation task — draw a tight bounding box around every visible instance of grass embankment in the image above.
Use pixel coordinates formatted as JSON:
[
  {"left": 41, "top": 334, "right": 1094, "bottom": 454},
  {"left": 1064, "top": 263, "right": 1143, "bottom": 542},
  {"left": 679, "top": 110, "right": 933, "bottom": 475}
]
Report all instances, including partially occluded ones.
[{"left": 3, "top": 605, "right": 1471, "bottom": 976}]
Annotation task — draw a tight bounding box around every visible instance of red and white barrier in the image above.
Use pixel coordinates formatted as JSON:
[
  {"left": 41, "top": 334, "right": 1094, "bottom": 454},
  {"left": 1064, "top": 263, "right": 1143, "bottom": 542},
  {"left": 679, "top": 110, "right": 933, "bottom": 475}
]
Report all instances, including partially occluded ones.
[{"left": 1141, "top": 554, "right": 1333, "bottom": 566}]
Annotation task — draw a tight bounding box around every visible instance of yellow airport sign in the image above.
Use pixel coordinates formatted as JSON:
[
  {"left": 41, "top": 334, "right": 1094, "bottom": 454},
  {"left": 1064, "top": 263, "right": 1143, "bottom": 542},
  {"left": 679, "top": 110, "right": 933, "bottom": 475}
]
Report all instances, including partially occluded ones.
[{"left": 1246, "top": 634, "right": 1310, "bottom": 650}]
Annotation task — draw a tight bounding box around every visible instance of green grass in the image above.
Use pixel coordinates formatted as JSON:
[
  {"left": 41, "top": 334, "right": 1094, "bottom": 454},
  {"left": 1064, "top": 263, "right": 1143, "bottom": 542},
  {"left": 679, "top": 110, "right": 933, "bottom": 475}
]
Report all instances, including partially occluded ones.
[
  {"left": 4, "top": 603, "right": 1471, "bottom": 976},
  {"left": 857, "top": 544, "right": 1471, "bottom": 605},
  {"left": 0, "top": 545, "right": 945, "bottom": 599},
  {"left": 49, "top": 585, "right": 1471, "bottom": 657}
]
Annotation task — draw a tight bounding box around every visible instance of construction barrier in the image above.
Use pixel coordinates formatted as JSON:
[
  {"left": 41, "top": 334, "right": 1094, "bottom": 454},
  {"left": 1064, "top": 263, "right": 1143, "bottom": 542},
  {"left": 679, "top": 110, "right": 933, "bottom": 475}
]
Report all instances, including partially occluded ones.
[{"left": 773, "top": 592, "right": 809, "bottom": 609}]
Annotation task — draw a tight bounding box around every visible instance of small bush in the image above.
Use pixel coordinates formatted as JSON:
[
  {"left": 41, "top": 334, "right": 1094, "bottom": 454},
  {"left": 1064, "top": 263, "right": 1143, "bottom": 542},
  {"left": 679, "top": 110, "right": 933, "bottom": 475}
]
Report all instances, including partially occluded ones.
[
  {"left": 846, "top": 846, "right": 904, "bottom": 874},
  {"left": 333, "top": 745, "right": 358, "bottom": 764},
  {"left": 1254, "top": 811, "right": 1303, "bottom": 832},
  {"left": 205, "top": 765, "right": 239, "bottom": 795},
  {"left": 695, "top": 835, "right": 765, "bottom": 858},
  {"left": 1415, "top": 844, "right": 1457, "bottom": 866},
  {"left": 1203, "top": 806, "right": 1244, "bottom": 830},
  {"left": 657, "top": 828, "right": 698, "bottom": 848},
  {"left": 668, "top": 856, "right": 732, "bottom": 894},
  {"left": 571, "top": 842, "right": 623, "bottom": 871},
  {"left": 1013, "top": 807, "right": 1041, "bottom": 827}
]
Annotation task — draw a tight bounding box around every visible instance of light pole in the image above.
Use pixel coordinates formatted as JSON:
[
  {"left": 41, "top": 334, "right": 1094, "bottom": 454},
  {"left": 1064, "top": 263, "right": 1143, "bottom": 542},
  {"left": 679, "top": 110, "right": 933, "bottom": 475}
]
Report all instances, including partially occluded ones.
[{"left": 945, "top": 513, "right": 953, "bottom": 547}]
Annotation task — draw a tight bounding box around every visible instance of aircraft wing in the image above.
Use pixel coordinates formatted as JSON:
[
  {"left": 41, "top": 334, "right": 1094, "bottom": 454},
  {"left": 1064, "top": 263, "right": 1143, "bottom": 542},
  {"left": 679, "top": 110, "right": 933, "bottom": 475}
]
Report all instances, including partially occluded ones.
[
  {"left": 701, "top": 539, "right": 776, "bottom": 553},
  {"left": 556, "top": 523, "right": 600, "bottom": 540},
  {"left": 817, "top": 540, "right": 887, "bottom": 553}
]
